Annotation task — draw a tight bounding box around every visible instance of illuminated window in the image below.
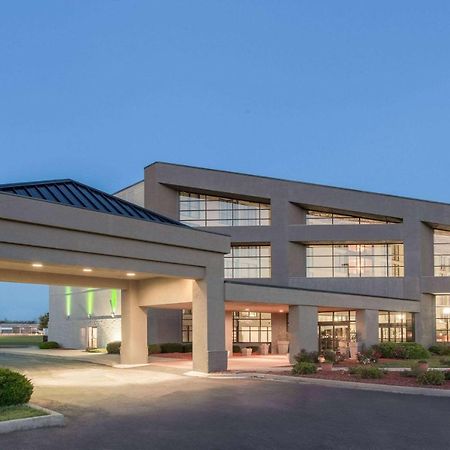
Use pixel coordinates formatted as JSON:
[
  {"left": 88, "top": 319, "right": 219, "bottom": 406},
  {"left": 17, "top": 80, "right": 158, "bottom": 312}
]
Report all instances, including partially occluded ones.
[
  {"left": 306, "top": 243, "right": 404, "bottom": 278},
  {"left": 434, "top": 230, "right": 450, "bottom": 276},
  {"left": 233, "top": 312, "right": 272, "bottom": 343},
  {"left": 182, "top": 309, "right": 192, "bottom": 343},
  {"left": 179, "top": 192, "right": 270, "bottom": 227},
  {"left": 306, "top": 210, "right": 397, "bottom": 225},
  {"left": 436, "top": 295, "right": 450, "bottom": 343},
  {"left": 379, "top": 311, "right": 414, "bottom": 343},
  {"left": 318, "top": 311, "right": 356, "bottom": 351},
  {"left": 225, "top": 245, "right": 271, "bottom": 279}
]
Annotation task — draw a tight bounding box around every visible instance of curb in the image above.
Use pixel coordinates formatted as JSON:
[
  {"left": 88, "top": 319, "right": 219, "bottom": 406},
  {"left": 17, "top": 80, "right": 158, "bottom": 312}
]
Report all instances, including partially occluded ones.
[
  {"left": 229, "top": 372, "right": 450, "bottom": 397},
  {"left": 0, "top": 404, "right": 64, "bottom": 434}
]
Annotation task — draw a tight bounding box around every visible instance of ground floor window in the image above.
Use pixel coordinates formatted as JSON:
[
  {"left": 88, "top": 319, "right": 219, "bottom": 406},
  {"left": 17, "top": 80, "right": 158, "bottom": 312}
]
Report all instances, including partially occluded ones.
[
  {"left": 318, "top": 311, "right": 356, "bottom": 351},
  {"left": 379, "top": 311, "right": 414, "bottom": 343},
  {"left": 436, "top": 295, "right": 450, "bottom": 343},
  {"left": 182, "top": 309, "right": 192, "bottom": 343},
  {"left": 233, "top": 311, "right": 272, "bottom": 343}
]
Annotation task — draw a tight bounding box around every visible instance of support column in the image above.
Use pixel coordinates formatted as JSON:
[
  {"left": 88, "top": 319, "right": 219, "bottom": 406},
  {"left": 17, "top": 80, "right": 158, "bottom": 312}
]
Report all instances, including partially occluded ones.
[
  {"left": 120, "top": 282, "right": 148, "bottom": 365},
  {"left": 225, "top": 311, "right": 233, "bottom": 356},
  {"left": 192, "top": 272, "right": 227, "bottom": 373},
  {"left": 356, "top": 309, "right": 379, "bottom": 350},
  {"left": 288, "top": 305, "right": 318, "bottom": 364},
  {"left": 415, "top": 294, "right": 436, "bottom": 347},
  {"left": 271, "top": 312, "right": 288, "bottom": 354}
]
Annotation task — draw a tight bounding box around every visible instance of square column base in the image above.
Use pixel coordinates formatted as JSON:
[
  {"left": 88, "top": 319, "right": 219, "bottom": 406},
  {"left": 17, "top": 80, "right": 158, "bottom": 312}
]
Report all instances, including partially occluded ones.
[{"left": 193, "top": 350, "right": 228, "bottom": 373}]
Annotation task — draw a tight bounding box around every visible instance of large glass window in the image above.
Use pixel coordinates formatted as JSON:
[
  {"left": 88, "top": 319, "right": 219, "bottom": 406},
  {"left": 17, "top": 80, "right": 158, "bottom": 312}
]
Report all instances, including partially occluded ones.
[
  {"left": 233, "top": 311, "right": 272, "bottom": 343},
  {"left": 182, "top": 309, "right": 192, "bottom": 343},
  {"left": 379, "top": 311, "right": 414, "bottom": 343},
  {"left": 434, "top": 230, "right": 450, "bottom": 276},
  {"left": 225, "top": 245, "right": 271, "bottom": 279},
  {"left": 306, "top": 210, "right": 397, "bottom": 225},
  {"left": 318, "top": 311, "right": 356, "bottom": 351},
  {"left": 306, "top": 243, "right": 404, "bottom": 278},
  {"left": 436, "top": 296, "right": 450, "bottom": 343},
  {"left": 179, "top": 192, "right": 271, "bottom": 227}
]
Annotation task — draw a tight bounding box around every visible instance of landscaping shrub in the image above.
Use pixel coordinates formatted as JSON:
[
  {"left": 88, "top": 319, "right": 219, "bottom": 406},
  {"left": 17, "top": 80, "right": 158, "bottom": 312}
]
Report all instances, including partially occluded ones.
[
  {"left": 159, "top": 343, "right": 184, "bottom": 353},
  {"left": 182, "top": 343, "right": 192, "bottom": 353},
  {"left": 38, "top": 341, "right": 60, "bottom": 350},
  {"left": 441, "top": 358, "right": 450, "bottom": 367},
  {"left": 0, "top": 368, "right": 33, "bottom": 406},
  {"left": 232, "top": 345, "right": 241, "bottom": 353},
  {"left": 294, "top": 349, "right": 318, "bottom": 364},
  {"left": 148, "top": 344, "right": 161, "bottom": 355},
  {"left": 429, "top": 344, "right": 450, "bottom": 356},
  {"left": 349, "top": 366, "right": 384, "bottom": 379},
  {"left": 444, "top": 371, "right": 450, "bottom": 381},
  {"left": 417, "top": 370, "right": 445, "bottom": 386},
  {"left": 292, "top": 362, "right": 317, "bottom": 375},
  {"left": 323, "top": 349, "right": 336, "bottom": 363},
  {"left": 106, "top": 341, "right": 121, "bottom": 354},
  {"left": 357, "top": 347, "right": 380, "bottom": 364},
  {"left": 374, "top": 342, "right": 429, "bottom": 359}
]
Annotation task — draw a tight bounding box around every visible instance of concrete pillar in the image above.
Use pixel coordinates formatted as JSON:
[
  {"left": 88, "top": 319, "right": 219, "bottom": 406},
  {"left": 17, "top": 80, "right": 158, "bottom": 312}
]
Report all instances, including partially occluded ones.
[
  {"left": 356, "top": 309, "right": 379, "bottom": 350},
  {"left": 192, "top": 273, "right": 227, "bottom": 373},
  {"left": 271, "top": 312, "right": 288, "bottom": 354},
  {"left": 225, "top": 311, "right": 233, "bottom": 355},
  {"left": 120, "top": 282, "right": 148, "bottom": 365},
  {"left": 288, "top": 305, "right": 318, "bottom": 364},
  {"left": 415, "top": 294, "right": 436, "bottom": 347}
]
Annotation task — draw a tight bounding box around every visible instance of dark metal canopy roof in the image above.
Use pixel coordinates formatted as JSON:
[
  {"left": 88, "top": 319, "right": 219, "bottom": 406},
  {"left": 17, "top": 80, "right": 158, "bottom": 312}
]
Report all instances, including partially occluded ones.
[{"left": 0, "top": 179, "right": 184, "bottom": 226}]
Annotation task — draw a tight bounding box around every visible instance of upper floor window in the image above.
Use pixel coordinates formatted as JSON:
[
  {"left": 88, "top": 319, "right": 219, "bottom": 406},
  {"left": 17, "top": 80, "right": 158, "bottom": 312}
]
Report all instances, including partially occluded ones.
[
  {"left": 225, "top": 245, "right": 271, "bottom": 279},
  {"left": 306, "top": 243, "right": 404, "bottom": 278},
  {"left": 434, "top": 230, "right": 450, "bottom": 276},
  {"left": 179, "top": 192, "right": 270, "bottom": 227},
  {"left": 306, "top": 210, "right": 395, "bottom": 225}
]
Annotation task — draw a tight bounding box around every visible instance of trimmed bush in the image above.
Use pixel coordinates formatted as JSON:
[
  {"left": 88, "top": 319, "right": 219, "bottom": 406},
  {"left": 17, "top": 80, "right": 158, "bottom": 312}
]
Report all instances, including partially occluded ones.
[
  {"left": 160, "top": 343, "right": 184, "bottom": 353},
  {"left": 232, "top": 345, "right": 241, "bottom": 353},
  {"left": 182, "top": 343, "right": 192, "bottom": 353},
  {"left": 292, "top": 362, "right": 317, "bottom": 375},
  {"left": 39, "top": 341, "right": 60, "bottom": 349},
  {"left": 106, "top": 341, "right": 121, "bottom": 354},
  {"left": 323, "top": 349, "right": 336, "bottom": 363},
  {"left": 294, "top": 349, "right": 318, "bottom": 364},
  {"left": 0, "top": 368, "right": 33, "bottom": 406},
  {"left": 429, "top": 344, "right": 450, "bottom": 356},
  {"left": 444, "top": 371, "right": 450, "bottom": 381},
  {"left": 374, "top": 342, "right": 429, "bottom": 360},
  {"left": 349, "top": 366, "right": 384, "bottom": 379},
  {"left": 148, "top": 344, "right": 161, "bottom": 355},
  {"left": 417, "top": 370, "right": 445, "bottom": 386}
]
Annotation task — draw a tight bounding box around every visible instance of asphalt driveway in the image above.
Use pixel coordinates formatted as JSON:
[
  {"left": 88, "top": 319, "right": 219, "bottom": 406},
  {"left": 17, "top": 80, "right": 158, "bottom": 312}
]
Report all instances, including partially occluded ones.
[{"left": 1, "top": 353, "right": 449, "bottom": 450}]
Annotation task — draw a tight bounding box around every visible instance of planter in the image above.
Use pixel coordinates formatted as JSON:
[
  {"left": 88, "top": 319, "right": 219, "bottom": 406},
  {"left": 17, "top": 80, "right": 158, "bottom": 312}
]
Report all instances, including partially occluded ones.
[
  {"left": 260, "top": 343, "right": 270, "bottom": 355},
  {"left": 241, "top": 348, "right": 253, "bottom": 357},
  {"left": 418, "top": 362, "right": 429, "bottom": 372},
  {"left": 349, "top": 342, "right": 359, "bottom": 360},
  {"left": 318, "top": 355, "right": 326, "bottom": 363},
  {"left": 320, "top": 362, "right": 333, "bottom": 372},
  {"left": 277, "top": 340, "right": 289, "bottom": 355}
]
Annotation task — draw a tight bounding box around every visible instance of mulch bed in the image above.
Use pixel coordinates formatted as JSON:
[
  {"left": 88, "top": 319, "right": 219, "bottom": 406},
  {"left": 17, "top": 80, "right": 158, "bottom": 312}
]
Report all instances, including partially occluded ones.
[{"left": 278, "top": 370, "right": 450, "bottom": 389}]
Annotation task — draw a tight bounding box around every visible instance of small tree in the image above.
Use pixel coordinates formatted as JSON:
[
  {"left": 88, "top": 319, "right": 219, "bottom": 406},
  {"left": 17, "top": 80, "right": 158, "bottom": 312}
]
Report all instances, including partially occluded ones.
[{"left": 38, "top": 312, "right": 49, "bottom": 330}]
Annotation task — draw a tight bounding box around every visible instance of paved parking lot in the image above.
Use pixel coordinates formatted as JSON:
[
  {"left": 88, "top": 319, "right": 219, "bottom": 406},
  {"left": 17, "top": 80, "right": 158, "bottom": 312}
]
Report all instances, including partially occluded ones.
[{"left": 1, "top": 352, "right": 450, "bottom": 450}]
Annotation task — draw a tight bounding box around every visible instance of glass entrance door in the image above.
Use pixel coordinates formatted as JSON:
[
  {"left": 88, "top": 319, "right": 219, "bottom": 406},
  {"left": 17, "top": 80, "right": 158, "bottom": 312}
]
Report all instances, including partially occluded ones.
[{"left": 88, "top": 326, "right": 98, "bottom": 349}]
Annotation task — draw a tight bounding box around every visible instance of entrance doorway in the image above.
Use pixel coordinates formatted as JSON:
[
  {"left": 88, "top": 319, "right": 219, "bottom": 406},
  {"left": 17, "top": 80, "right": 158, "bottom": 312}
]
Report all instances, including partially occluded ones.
[
  {"left": 87, "top": 326, "right": 98, "bottom": 349},
  {"left": 318, "top": 311, "right": 356, "bottom": 351}
]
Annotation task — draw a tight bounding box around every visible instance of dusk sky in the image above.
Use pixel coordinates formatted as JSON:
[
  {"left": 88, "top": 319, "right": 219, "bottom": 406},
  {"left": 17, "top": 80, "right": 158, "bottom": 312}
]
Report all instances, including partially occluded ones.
[{"left": 1, "top": 2, "right": 450, "bottom": 320}]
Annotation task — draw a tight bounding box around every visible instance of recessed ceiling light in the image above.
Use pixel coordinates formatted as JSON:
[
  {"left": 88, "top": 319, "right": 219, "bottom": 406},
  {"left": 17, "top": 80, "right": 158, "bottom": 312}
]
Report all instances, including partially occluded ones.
[
  {"left": 126, "top": 272, "right": 136, "bottom": 277},
  {"left": 244, "top": 308, "right": 249, "bottom": 311},
  {"left": 279, "top": 309, "right": 284, "bottom": 313},
  {"left": 83, "top": 268, "right": 92, "bottom": 273},
  {"left": 32, "top": 263, "right": 43, "bottom": 268}
]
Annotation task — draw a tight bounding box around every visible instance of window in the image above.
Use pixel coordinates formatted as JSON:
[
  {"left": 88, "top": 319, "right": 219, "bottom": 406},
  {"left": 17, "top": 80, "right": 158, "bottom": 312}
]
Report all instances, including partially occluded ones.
[
  {"left": 379, "top": 311, "right": 414, "bottom": 343},
  {"left": 306, "top": 210, "right": 396, "bottom": 225},
  {"left": 225, "top": 245, "right": 271, "bottom": 278},
  {"left": 434, "top": 230, "right": 450, "bottom": 276},
  {"left": 306, "top": 243, "right": 404, "bottom": 278},
  {"left": 318, "top": 311, "right": 356, "bottom": 351},
  {"left": 179, "top": 192, "right": 270, "bottom": 227},
  {"left": 233, "top": 311, "right": 272, "bottom": 343},
  {"left": 182, "top": 309, "right": 192, "bottom": 343},
  {"left": 436, "top": 296, "right": 450, "bottom": 343}
]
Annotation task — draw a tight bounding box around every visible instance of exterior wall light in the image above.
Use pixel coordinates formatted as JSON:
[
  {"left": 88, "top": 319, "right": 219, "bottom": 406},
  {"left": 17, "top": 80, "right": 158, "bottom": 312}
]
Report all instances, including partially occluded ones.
[
  {"left": 32, "top": 263, "right": 43, "bottom": 268},
  {"left": 126, "top": 272, "right": 136, "bottom": 277},
  {"left": 83, "top": 268, "right": 93, "bottom": 273}
]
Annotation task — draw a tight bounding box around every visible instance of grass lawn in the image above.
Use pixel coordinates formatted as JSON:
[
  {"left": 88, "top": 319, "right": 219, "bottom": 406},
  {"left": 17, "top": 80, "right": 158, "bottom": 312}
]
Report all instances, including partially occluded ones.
[
  {"left": 0, "top": 405, "right": 47, "bottom": 422},
  {"left": 0, "top": 335, "right": 43, "bottom": 347},
  {"left": 376, "top": 355, "right": 450, "bottom": 368}
]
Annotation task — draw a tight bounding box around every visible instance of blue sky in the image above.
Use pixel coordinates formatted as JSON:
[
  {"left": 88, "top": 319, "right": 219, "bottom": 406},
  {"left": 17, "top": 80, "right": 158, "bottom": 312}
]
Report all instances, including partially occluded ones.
[{"left": 1, "top": 1, "right": 450, "bottom": 320}]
